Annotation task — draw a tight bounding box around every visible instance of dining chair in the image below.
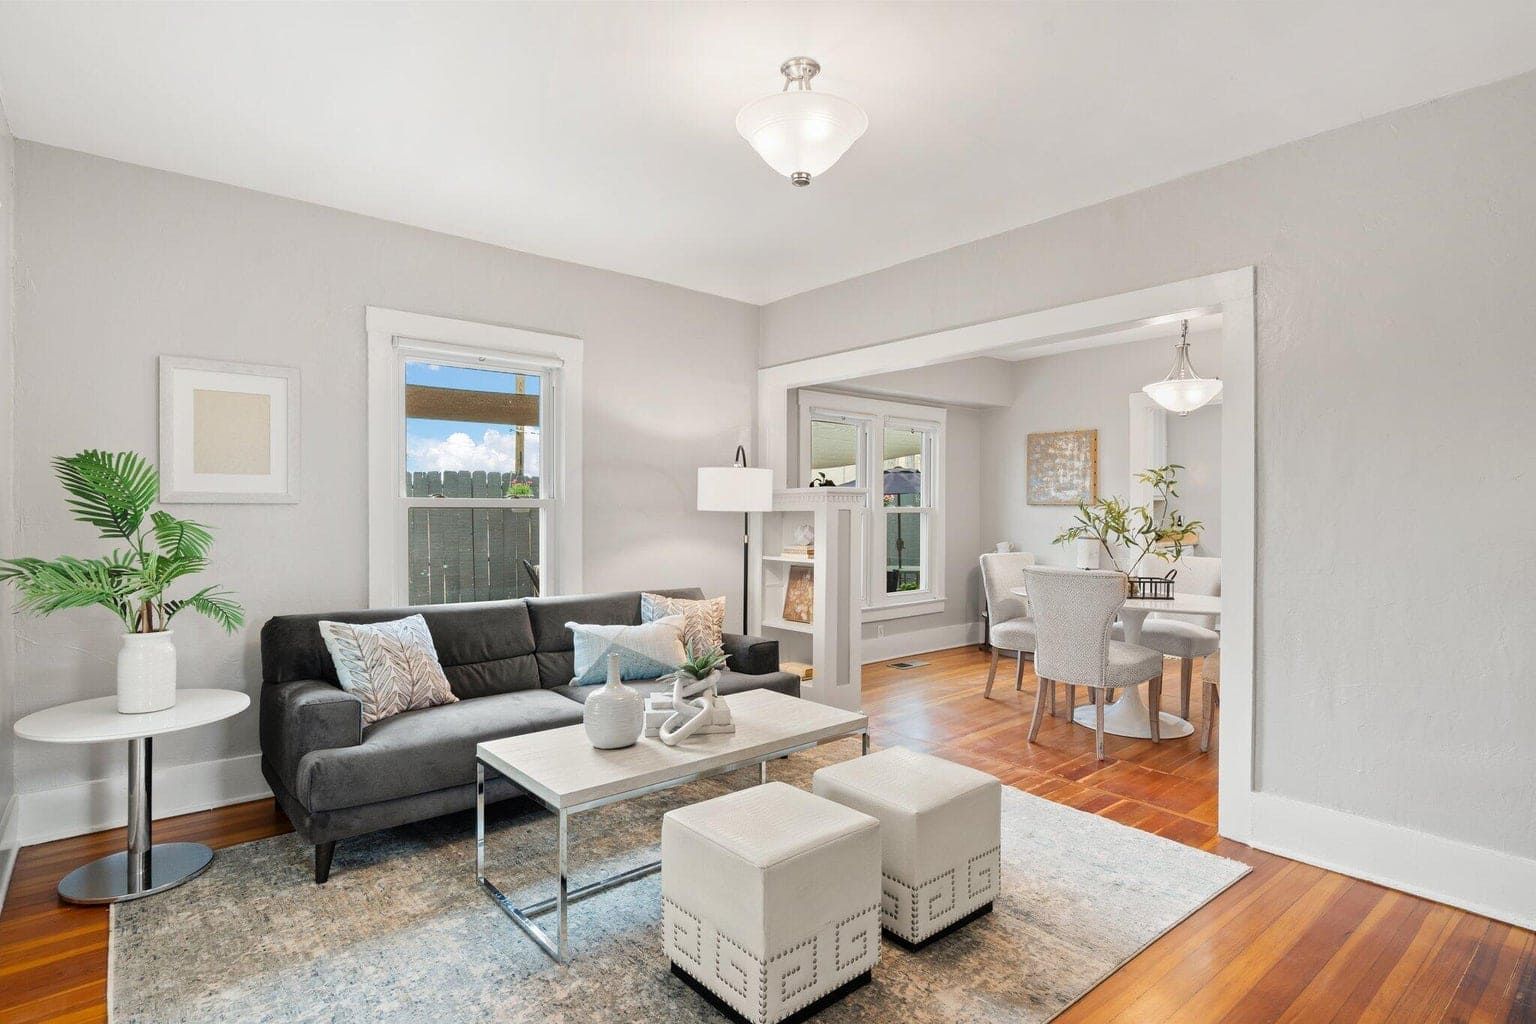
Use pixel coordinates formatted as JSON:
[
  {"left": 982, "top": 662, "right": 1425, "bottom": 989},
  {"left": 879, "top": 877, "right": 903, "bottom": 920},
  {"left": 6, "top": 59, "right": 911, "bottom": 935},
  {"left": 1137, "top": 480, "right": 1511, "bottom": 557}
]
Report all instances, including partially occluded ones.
[
  {"left": 1024, "top": 567, "right": 1165, "bottom": 760},
  {"left": 1131, "top": 555, "right": 1220, "bottom": 718},
  {"left": 979, "top": 552, "right": 1037, "bottom": 699},
  {"left": 1201, "top": 651, "right": 1220, "bottom": 752}
]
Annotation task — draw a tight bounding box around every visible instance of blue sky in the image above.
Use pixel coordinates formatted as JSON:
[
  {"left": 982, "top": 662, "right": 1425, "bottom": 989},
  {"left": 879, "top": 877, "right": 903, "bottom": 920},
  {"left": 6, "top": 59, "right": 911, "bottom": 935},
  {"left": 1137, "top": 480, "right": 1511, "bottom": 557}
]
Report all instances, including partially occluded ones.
[{"left": 405, "top": 362, "right": 542, "bottom": 476}]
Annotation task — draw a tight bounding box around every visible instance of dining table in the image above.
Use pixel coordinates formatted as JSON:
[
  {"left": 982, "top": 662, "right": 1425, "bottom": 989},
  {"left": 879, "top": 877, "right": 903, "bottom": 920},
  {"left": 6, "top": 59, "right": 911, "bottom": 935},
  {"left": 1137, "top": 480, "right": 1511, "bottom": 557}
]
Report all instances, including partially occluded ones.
[{"left": 1011, "top": 586, "right": 1221, "bottom": 739}]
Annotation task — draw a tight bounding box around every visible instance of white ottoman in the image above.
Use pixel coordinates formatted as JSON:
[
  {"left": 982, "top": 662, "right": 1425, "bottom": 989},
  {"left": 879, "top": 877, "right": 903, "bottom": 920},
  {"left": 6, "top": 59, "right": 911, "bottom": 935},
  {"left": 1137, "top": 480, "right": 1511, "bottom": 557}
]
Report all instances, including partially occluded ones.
[
  {"left": 812, "top": 747, "right": 1001, "bottom": 948},
  {"left": 662, "top": 781, "right": 881, "bottom": 1024}
]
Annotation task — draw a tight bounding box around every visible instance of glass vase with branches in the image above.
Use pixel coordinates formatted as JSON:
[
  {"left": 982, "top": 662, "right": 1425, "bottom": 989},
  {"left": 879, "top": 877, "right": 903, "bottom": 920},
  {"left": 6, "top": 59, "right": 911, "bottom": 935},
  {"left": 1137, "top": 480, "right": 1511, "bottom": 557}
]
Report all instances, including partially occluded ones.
[{"left": 1053, "top": 464, "right": 1202, "bottom": 578}]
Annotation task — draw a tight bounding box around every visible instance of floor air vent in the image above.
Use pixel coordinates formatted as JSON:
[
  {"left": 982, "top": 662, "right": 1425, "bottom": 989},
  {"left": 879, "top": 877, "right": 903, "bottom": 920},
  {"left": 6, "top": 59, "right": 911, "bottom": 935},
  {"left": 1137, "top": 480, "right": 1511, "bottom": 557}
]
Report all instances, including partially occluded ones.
[{"left": 887, "top": 660, "right": 930, "bottom": 670}]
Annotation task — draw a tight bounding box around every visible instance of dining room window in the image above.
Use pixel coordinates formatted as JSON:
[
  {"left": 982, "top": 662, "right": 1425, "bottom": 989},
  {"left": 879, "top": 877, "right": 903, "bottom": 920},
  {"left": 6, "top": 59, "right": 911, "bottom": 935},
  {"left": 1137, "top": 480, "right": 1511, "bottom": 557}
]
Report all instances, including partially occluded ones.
[{"left": 800, "top": 391, "right": 946, "bottom": 617}]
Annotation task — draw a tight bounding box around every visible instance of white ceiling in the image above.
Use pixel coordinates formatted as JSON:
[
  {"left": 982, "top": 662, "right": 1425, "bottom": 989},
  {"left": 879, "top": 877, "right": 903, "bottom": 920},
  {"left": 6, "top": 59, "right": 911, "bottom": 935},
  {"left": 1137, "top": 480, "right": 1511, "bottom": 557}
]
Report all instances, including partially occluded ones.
[{"left": 2, "top": 3, "right": 1534, "bottom": 304}]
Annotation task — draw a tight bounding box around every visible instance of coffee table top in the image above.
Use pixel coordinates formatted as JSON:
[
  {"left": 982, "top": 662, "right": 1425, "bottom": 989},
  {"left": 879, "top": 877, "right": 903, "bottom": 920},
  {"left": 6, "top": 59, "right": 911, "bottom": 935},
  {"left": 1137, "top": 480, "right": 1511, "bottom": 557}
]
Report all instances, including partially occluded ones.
[{"left": 477, "top": 689, "right": 867, "bottom": 811}]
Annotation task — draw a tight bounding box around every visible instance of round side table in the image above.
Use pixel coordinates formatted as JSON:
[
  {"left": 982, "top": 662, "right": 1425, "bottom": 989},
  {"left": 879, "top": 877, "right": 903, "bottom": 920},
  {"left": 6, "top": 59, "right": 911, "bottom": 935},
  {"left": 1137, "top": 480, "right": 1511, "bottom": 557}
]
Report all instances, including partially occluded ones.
[{"left": 14, "top": 688, "right": 250, "bottom": 905}]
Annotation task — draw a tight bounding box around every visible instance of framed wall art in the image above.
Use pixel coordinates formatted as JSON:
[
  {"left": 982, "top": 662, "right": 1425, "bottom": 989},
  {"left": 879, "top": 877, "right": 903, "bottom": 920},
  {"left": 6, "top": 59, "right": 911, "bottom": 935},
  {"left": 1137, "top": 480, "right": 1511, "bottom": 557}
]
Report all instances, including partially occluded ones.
[
  {"left": 1026, "top": 429, "right": 1097, "bottom": 505},
  {"left": 159, "top": 356, "right": 300, "bottom": 503}
]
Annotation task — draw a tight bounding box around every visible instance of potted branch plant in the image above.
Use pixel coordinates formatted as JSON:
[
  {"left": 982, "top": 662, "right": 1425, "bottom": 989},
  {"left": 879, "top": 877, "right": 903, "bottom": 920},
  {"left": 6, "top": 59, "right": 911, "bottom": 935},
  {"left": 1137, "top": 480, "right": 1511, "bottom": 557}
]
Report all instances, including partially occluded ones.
[
  {"left": 0, "top": 451, "right": 245, "bottom": 714},
  {"left": 1053, "top": 464, "right": 1203, "bottom": 597}
]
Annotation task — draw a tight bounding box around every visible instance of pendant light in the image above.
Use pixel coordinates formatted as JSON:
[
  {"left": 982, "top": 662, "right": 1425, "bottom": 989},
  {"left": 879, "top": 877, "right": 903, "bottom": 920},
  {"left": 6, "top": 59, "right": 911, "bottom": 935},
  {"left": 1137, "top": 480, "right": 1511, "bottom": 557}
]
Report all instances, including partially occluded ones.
[
  {"left": 736, "top": 57, "right": 868, "bottom": 186},
  {"left": 1143, "top": 320, "right": 1223, "bottom": 415}
]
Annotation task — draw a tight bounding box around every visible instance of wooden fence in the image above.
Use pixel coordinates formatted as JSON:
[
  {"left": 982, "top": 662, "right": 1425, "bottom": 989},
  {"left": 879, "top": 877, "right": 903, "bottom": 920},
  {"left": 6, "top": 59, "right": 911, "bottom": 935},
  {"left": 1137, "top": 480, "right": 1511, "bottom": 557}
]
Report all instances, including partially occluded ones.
[{"left": 406, "top": 471, "right": 540, "bottom": 604}]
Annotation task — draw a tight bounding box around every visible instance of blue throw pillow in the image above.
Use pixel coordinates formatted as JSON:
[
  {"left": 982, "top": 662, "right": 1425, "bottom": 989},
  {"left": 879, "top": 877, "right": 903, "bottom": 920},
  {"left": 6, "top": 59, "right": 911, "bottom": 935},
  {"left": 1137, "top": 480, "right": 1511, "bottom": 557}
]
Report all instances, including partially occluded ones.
[{"left": 567, "top": 615, "right": 686, "bottom": 684}]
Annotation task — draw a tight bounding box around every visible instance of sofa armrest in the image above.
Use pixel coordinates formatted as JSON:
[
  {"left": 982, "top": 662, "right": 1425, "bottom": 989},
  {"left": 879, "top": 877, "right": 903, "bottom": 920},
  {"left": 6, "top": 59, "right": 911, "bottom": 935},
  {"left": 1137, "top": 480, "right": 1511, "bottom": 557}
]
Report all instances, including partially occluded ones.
[
  {"left": 721, "top": 633, "right": 780, "bottom": 676},
  {"left": 260, "top": 679, "right": 364, "bottom": 797}
]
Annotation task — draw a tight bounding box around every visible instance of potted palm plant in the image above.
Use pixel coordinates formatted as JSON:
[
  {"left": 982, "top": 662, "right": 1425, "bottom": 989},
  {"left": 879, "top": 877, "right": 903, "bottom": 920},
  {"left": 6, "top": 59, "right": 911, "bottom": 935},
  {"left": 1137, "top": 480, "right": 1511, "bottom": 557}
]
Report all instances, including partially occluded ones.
[
  {"left": 1053, "top": 464, "right": 1203, "bottom": 596},
  {"left": 0, "top": 451, "right": 244, "bottom": 713}
]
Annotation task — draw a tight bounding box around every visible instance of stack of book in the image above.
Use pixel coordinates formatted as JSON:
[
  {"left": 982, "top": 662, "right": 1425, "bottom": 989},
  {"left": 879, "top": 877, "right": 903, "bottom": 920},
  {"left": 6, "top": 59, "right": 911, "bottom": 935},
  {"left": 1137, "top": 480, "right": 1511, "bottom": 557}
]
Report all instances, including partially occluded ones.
[
  {"left": 781, "top": 545, "right": 814, "bottom": 559},
  {"left": 642, "top": 691, "right": 736, "bottom": 738}
]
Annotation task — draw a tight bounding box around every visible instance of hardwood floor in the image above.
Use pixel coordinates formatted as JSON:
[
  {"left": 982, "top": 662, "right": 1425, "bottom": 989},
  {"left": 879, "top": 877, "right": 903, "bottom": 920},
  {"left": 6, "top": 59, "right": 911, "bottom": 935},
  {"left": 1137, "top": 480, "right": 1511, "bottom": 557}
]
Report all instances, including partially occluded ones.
[{"left": 2, "top": 645, "right": 1531, "bottom": 1022}]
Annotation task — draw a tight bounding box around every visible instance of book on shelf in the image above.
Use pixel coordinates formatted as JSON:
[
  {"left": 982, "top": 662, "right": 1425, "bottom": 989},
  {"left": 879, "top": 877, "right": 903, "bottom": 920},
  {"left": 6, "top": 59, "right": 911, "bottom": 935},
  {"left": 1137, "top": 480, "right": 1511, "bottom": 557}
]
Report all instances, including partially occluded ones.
[{"left": 780, "top": 545, "right": 814, "bottom": 558}]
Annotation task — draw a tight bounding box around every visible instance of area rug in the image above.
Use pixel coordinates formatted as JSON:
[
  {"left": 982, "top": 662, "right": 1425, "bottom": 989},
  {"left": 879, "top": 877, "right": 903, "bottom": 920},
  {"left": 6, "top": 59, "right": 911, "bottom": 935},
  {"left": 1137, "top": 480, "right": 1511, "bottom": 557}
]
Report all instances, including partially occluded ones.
[{"left": 110, "top": 741, "right": 1248, "bottom": 1023}]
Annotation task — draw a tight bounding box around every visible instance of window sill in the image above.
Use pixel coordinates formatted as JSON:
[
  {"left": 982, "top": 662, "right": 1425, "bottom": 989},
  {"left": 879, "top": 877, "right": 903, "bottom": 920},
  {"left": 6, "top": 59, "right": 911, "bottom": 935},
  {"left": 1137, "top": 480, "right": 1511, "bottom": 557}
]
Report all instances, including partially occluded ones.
[{"left": 862, "top": 598, "right": 946, "bottom": 623}]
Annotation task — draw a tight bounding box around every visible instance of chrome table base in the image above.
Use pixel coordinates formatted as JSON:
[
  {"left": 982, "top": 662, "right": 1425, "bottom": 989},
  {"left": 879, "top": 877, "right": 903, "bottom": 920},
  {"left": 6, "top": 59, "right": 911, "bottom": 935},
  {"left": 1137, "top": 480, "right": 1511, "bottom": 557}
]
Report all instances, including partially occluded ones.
[
  {"left": 58, "top": 736, "right": 215, "bottom": 905},
  {"left": 476, "top": 729, "right": 870, "bottom": 963}
]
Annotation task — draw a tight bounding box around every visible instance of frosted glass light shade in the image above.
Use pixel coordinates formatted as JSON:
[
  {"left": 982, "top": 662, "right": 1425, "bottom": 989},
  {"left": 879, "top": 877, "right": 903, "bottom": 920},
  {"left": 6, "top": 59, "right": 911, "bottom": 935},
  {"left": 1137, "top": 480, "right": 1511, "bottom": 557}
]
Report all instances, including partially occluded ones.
[
  {"left": 698, "top": 466, "right": 774, "bottom": 512},
  {"left": 1142, "top": 376, "right": 1224, "bottom": 415},
  {"left": 736, "top": 90, "right": 868, "bottom": 183}
]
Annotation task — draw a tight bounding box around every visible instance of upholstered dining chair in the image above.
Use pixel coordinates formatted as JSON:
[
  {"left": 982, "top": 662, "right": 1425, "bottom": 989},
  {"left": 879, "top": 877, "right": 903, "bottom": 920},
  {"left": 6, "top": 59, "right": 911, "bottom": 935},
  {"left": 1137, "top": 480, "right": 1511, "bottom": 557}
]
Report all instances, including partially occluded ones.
[
  {"left": 979, "top": 552, "right": 1037, "bottom": 699},
  {"left": 1131, "top": 555, "right": 1220, "bottom": 718},
  {"left": 1025, "top": 567, "right": 1165, "bottom": 760},
  {"left": 1201, "top": 651, "right": 1221, "bottom": 752}
]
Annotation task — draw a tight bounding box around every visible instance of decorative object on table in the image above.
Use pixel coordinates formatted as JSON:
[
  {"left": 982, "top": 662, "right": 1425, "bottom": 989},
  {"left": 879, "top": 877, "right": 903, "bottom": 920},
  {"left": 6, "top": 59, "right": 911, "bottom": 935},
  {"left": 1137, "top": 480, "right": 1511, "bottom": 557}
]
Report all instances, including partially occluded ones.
[
  {"left": 640, "top": 592, "right": 725, "bottom": 653},
  {"left": 663, "top": 782, "right": 882, "bottom": 1023},
  {"left": 808, "top": 471, "right": 836, "bottom": 487},
  {"left": 697, "top": 444, "right": 774, "bottom": 627},
  {"left": 736, "top": 56, "right": 868, "bottom": 187},
  {"left": 583, "top": 653, "right": 645, "bottom": 749},
  {"left": 0, "top": 450, "right": 245, "bottom": 714},
  {"left": 1143, "top": 319, "right": 1223, "bottom": 416},
  {"left": 566, "top": 616, "right": 686, "bottom": 683},
  {"left": 318, "top": 614, "right": 457, "bottom": 725},
  {"left": 1075, "top": 536, "right": 1101, "bottom": 569},
  {"left": 1052, "top": 464, "right": 1201, "bottom": 598},
  {"left": 780, "top": 563, "right": 814, "bottom": 623},
  {"left": 813, "top": 746, "right": 1002, "bottom": 948},
  {"left": 654, "top": 643, "right": 735, "bottom": 746},
  {"left": 996, "top": 540, "right": 1015, "bottom": 553},
  {"left": 159, "top": 356, "right": 300, "bottom": 503},
  {"left": 1026, "top": 428, "right": 1098, "bottom": 505}
]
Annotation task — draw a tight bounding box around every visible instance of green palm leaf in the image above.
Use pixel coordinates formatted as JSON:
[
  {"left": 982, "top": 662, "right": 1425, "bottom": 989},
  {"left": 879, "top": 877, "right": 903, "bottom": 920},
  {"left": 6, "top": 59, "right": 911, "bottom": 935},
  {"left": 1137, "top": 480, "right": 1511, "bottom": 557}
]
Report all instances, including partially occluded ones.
[
  {"left": 53, "top": 451, "right": 160, "bottom": 540},
  {"left": 0, "top": 555, "right": 135, "bottom": 626},
  {"left": 164, "top": 586, "right": 245, "bottom": 633}
]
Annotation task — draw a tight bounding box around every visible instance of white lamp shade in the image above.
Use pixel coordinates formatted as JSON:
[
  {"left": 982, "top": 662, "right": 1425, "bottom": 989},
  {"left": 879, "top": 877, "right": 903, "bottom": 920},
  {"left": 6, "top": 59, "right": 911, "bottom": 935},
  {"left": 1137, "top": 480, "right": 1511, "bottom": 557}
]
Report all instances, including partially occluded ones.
[
  {"left": 1142, "top": 376, "right": 1224, "bottom": 415},
  {"left": 697, "top": 466, "right": 774, "bottom": 512},
  {"left": 736, "top": 90, "right": 868, "bottom": 181}
]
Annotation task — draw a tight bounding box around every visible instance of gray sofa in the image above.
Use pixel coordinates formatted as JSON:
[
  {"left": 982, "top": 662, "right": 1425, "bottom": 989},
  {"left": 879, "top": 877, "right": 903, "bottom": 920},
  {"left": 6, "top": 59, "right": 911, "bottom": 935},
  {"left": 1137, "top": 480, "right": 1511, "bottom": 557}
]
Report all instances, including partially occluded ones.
[{"left": 259, "top": 588, "right": 798, "bottom": 882}]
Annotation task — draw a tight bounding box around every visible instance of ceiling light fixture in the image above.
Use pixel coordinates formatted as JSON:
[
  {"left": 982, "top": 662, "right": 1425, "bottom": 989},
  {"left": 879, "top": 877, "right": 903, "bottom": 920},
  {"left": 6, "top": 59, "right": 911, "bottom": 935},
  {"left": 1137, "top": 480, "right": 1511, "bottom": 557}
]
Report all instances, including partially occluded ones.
[
  {"left": 736, "top": 57, "right": 868, "bottom": 187},
  {"left": 1143, "top": 319, "right": 1223, "bottom": 415}
]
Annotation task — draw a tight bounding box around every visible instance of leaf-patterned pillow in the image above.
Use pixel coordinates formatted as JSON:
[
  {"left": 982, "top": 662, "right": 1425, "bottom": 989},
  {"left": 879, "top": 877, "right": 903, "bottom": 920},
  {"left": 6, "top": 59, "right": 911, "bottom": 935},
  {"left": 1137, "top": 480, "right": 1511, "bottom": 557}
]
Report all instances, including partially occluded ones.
[
  {"left": 318, "top": 615, "right": 458, "bottom": 726},
  {"left": 640, "top": 593, "right": 726, "bottom": 654}
]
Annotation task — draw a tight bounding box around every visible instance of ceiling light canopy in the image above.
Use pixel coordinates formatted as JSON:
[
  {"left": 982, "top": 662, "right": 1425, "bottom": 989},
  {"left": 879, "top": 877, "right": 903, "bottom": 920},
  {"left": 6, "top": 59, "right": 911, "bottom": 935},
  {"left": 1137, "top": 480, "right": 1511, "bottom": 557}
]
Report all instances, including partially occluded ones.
[
  {"left": 736, "top": 57, "right": 867, "bottom": 187},
  {"left": 1143, "top": 320, "right": 1223, "bottom": 415}
]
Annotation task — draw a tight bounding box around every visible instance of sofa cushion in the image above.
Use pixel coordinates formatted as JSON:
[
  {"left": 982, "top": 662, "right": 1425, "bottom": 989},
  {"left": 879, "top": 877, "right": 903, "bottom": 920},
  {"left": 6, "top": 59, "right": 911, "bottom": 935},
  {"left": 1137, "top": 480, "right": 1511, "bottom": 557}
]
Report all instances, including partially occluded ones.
[
  {"left": 525, "top": 588, "right": 704, "bottom": 687},
  {"left": 262, "top": 601, "right": 540, "bottom": 699},
  {"left": 551, "top": 669, "right": 800, "bottom": 706},
  {"left": 295, "top": 689, "right": 583, "bottom": 812},
  {"left": 319, "top": 615, "right": 458, "bottom": 725}
]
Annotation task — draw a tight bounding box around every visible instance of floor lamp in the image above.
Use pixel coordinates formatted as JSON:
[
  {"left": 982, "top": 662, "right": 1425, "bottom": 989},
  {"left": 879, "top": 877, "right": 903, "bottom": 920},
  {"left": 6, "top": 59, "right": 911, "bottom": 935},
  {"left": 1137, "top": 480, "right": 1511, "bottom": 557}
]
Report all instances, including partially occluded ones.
[{"left": 698, "top": 445, "right": 774, "bottom": 633}]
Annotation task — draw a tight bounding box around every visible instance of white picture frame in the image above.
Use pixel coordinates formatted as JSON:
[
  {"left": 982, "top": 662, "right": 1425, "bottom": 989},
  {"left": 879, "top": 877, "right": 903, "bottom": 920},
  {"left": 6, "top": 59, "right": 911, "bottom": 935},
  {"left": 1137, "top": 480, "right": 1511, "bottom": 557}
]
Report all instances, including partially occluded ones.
[{"left": 159, "top": 356, "right": 300, "bottom": 503}]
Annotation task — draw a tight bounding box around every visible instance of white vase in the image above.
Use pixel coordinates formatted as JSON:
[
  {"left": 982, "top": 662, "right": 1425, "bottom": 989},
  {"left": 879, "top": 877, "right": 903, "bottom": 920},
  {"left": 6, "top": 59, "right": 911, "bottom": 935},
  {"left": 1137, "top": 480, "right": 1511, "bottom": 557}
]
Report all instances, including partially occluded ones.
[
  {"left": 117, "top": 631, "right": 178, "bottom": 714},
  {"left": 583, "top": 653, "right": 645, "bottom": 749}
]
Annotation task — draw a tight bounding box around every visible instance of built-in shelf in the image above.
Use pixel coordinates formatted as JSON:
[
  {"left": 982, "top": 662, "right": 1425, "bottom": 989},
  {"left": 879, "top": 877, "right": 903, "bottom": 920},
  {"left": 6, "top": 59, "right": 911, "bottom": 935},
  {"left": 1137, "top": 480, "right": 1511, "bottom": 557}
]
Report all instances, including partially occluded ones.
[
  {"left": 763, "top": 554, "right": 814, "bottom": 566},
  {"left": 761, "top": 616, "right": 814, "bottom": 635}
]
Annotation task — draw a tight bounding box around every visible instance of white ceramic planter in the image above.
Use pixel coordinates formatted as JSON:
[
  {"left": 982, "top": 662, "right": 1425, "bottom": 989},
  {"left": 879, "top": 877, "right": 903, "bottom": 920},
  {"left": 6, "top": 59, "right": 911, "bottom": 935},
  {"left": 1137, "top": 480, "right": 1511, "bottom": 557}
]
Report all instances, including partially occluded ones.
[
  {"left": 583, "top": 654, "right": 645, "bottom": 749},
  {"left": 117, "top": 631, "right": 178, "bottom": 714}
]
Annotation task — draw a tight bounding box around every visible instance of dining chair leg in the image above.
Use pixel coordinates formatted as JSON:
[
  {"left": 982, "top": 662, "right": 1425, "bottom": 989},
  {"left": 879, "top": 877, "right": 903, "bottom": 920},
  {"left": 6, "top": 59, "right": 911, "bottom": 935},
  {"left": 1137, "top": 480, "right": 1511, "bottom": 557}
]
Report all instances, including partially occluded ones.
[
  {"left": 1094, "top": 688, "right": 1106, "bottom": 761},
  {"left": 1148, "top": 675, "right": 1162, "bottom": 742},
  {"left": 1179, "top": 658, "right": 1193, "bottom": 719},
  {"left": 1014, "top": 652, "right": 1026, "bottom": 692},
  {"left": 1202, "top": 681, "right": 1219, "bottom": 752},
  {"left": 1049, "top": 680, "right": 1057, "bottom": 716},
  {"left": 1065, "top": 684, "right": 1076, "bottom": 717},
  {"left": 1028, "top": 676, "right": 1050, "bottom": 742},
  {"left": 984, "top": 649, "right": 999, "bottom": 698}
]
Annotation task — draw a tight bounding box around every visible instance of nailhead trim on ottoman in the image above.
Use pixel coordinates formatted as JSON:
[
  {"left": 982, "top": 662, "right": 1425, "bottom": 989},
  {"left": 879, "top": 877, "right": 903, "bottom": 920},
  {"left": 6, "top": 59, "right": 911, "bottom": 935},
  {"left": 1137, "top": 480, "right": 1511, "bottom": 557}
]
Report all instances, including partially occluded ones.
[
  {"left": 813, "top": 747, "right": 1002, "bottom": 948},
  {"left": 662, "top": 782, "right": 882, "bottom": 1024}
]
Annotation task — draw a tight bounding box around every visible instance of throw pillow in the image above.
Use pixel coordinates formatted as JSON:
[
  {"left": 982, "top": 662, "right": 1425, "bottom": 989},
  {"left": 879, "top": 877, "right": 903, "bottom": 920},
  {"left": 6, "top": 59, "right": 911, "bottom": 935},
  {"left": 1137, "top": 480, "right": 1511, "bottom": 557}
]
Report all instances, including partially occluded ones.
[
  {"left": 640, "top": 592, "right": 726, "bottom": 654},
  {"left": 318, "top": 615, "right": 459, "bottom": 726},
  {"left": 568, "top": 615, "right": 687, "bottom": 684}
]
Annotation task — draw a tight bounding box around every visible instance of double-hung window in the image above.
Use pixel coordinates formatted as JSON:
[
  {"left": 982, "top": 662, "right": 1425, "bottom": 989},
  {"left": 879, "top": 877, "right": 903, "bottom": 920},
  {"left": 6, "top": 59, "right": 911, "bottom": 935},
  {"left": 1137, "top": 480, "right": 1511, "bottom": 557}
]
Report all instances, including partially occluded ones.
[
  {"left": 367, "top": 308, "right": 583, "bottom": 607},
  {"left": 799, "top": 391, "right": 945, "bottom": 618}
]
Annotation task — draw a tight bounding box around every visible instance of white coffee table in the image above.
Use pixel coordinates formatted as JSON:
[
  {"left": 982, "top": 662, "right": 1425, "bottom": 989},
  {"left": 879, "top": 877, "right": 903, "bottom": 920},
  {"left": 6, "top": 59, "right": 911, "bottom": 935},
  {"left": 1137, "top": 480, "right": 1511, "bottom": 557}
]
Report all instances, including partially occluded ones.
[
  {"left": 475, "top": 688, "right": 869, "bottom": 962},
  {"left": 14, "top": 688, "right": 250, "bottom": 904}
]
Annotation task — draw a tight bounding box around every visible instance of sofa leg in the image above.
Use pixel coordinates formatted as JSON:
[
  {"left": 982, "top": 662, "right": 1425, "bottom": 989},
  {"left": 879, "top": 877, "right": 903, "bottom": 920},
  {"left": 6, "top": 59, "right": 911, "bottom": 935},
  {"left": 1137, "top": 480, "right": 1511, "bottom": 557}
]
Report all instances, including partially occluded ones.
[{"left": 315, "top": 841, "right": 336, "bottom": 884}]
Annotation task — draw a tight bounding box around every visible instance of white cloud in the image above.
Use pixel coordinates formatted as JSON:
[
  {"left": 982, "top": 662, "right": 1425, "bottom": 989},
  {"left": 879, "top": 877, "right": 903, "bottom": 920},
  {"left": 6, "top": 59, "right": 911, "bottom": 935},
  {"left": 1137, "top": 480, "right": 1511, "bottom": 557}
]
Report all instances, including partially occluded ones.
[{"left": 407, "top": 428, "right": 541, "bottom": 476}]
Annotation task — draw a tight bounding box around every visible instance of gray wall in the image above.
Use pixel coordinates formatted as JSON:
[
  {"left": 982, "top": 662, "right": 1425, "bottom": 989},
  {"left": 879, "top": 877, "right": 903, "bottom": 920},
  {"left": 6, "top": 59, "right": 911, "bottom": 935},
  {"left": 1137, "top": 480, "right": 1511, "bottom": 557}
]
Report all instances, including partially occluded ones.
[
  {"left": 11, "top": 142, "right": 759, "bottom": 799},
  {"left": 0, "top": 101, "right": 15, "bottom": 837},
  {"left": 982, "top": 334, "right": 1222, "bottom": 565},
  {"left": 761, "top": 72, "right": 1536, "bottom": 861}
]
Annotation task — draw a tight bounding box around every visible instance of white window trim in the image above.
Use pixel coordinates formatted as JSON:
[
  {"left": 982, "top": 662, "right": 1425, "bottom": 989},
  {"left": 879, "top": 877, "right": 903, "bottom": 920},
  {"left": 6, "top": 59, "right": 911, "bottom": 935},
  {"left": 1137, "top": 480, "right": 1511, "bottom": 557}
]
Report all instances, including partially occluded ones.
[
  {"left": 366, "top": 307, "right": 583, "bottom": 607},
  {"left": 797, "top": 389, "right": 946, "bottom": 621}
]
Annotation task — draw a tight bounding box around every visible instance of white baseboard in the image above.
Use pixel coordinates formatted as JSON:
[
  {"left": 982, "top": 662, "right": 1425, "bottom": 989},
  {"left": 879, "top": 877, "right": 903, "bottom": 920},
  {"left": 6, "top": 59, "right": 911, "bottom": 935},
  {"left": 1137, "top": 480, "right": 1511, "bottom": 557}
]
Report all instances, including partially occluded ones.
[
  {"left": 862, "top": 621, "right": 981, "bottom": 664},
  {"left": 1247, "top": 791, "right": 1536, "bottom": 931},
  {"left": 17, "top": 753, "right": 272, "bottom": 848},
  {"left": 0, "top": 794, "right": 18, "bottom": 914}
]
